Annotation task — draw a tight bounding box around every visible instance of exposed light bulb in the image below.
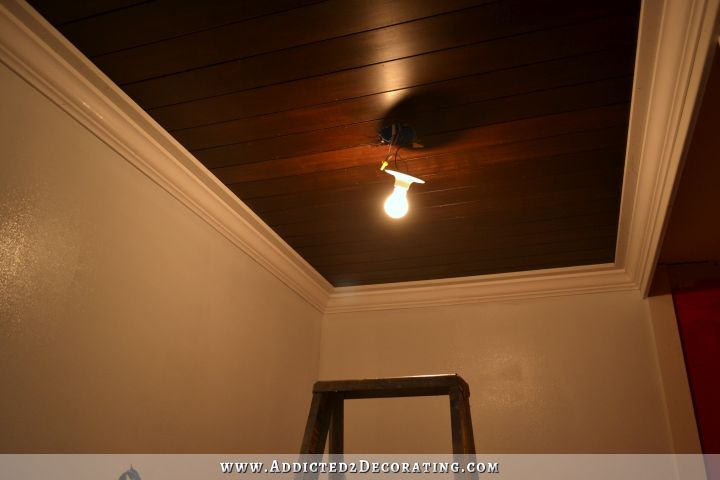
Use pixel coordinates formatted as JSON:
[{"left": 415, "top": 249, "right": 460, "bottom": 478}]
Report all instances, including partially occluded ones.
[
  {"left": 384, "top": 186, "right": 409, "bottom": 218},
  {"left": 383, "top": 169, "right": 424, "bottom": 219}
]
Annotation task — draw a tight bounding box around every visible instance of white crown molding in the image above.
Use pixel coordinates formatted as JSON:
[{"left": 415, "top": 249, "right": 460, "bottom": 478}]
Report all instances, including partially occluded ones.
[
  {"left": 0, "top": 0, "right": 333, "bottom": 312},
  {"left": 325, "top": 264, "right": 634, "bottom": 314},
  {"left": 1, "top": 0, "right": 717, "bottom": 314},
  {"left": 616, "top": 0, "right": 720, "bottom": 295}
]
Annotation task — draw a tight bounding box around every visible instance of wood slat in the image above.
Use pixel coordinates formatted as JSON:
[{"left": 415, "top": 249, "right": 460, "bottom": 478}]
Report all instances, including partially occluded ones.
[
  {"left": 192, "top": 76, "right": 632, "bottom": 167},
  {"left": 313, "top": 233, "right": 617, "bottom": 276},
  {"left": 217, "top": 112, "right": 628, "bottom": 185},
  {"left": 225, "top": 105, "right": 628, "bottom": 199},
  {"left": 266, "top": 183, "right": 621, "bottom": 232},
  {"left": 236, "top": 156, "right": 622, "bottom": 238},
  {"left": 268, "top": 188, "right": 622, "bottom": 246},
  {"left": 266, "top": 181, "right": 622, "bottom": 239},
  {"left": 119, "top": 0, "right": 633, "bottom": 107},
  {"left": 147, "top": 13, "right": 638, "bottom": 128},
  {"left": 172, "top": 47, "right": 634, "bottom": 150},
  {"left": 287, "top": 208, "right": 621, "bottom": 251},
  {"left": 302, "top": 224, "right": 619, "bottom": 268},
  {"left": 91, "top": 0, "right": 488, "bottom": 83},
  {"left": 300, "top": 232, "right": 620, "bottom": 277},
  {"left": 326, "top": 247, "right": 615, "bottom": 286},
  {"left": 253, "top": 156, "right": 623, "bottom": 227},
  {"left": 54, "top": 0, "right": 321, "bottom": 57},
  {"left": 245, "top": 146, "right": 625, "bottom": 215},
  {"left": 27, "top": 0, "right": 146, "bottom": 25}
]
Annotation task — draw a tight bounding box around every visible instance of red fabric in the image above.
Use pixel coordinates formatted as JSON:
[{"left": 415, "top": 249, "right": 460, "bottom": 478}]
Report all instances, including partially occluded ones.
[{"left": 673, "top": 283, "right": 720, "bottom": 454}]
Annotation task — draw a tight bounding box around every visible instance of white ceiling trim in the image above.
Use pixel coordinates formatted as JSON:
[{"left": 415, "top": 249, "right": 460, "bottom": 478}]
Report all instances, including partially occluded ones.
[
  {"left": 0, "top": 0, "right": 716, "bottom": 314},
  {"left": 325, "top": 264, "right": 634, "bottom": 313}
]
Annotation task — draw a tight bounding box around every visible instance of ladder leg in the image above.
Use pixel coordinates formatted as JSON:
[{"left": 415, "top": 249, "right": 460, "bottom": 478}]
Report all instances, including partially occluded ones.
[
  {"left": 459, "top": 388, "right": 476, "bottom": 455},
  {"left": 449, "top": 386, "right": 475, "bottom": 454},
  {"left": 329, "top": 393, "right": 344, "bottom": 454},
  {"left": 299, "top": 392, "right": 333, "bottom": 454},
  {"left": 329, "top": 393, "right": 344, "bottom": 480},
  {"left": 449, "top": 386, "right": 478, "bottom": 480}
]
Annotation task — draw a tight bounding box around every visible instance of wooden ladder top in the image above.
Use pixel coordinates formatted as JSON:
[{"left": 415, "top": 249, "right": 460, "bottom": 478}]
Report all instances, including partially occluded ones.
[{"left": 300, "top": 374, "right": 476, "bottom": 456}]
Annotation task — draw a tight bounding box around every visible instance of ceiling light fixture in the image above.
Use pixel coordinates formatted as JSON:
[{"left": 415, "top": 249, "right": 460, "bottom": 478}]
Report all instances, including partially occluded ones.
[
  {"left": 383, "top": 169, "right": 425, "bottom": 218},
  {"left": 379, "top": 123, "right": 425, "bottom": 219}
]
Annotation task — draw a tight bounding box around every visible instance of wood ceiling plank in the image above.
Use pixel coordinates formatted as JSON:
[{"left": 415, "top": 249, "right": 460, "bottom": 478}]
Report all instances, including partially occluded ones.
[
  {"left": 216, "top": 114, "right": 629, "bottom": 184},
  {"left": 298, "top": 224, "right": 617, "bottom": 272},
  {"left": 244, "top": 146, "right": 625, "bottom": 215},
  {"left": 302, "top": 225, "right": 619, "bottom": 267},
  {"left": 226, "top": 105, "right": 629, "bottom": 199},
  {"left": 147, "top": 13, "right": 639, "bottom": 128},
  {"left": 117, "top": 0, "right": 633, "bottom": 104},
  {"left": 258, "top": 173, "right": 622, "bottom": 229},
  {"left": 27, "top": 0, "right": 147, "bottom": 25},
  {"left": 325, "top": 247, "right": 615, "bottom": 285},
  {"left": 274, "top": 207, "right": 621, "bottom": 250},
  {"left": 285, "top": 209, "right": 622, "bottom": 251},
  {"left": 297, "top": 229, "right": 617, "bottom": 269},
  {"left": 92, "top": 0, "right": 488, "bottom": 84},
  {"left": 262, "top": 176, "right": 623, "bottom": 238},
  {"left": 191, "top": 76, "right": 632, "bottom": 167},
  {"left": 267, "top": 185, "right": 622, "bottom": 237},
  {"left": 172, "top": 48, "right": 635, "bottom": 150},
  {"left": 51, "top": 0, "right": 322, "bottom": 57},
  {"left": 311, "top": 234, "right": 617, "bottom": 275},
  {"left": 229, "top": 132, "right": 623, "bottom": 214}
]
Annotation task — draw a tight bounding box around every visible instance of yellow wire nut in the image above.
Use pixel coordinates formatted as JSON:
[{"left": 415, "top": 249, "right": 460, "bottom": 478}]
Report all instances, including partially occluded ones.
[{"left": 380, "top": 160, "right": 389, "bottom": 171}]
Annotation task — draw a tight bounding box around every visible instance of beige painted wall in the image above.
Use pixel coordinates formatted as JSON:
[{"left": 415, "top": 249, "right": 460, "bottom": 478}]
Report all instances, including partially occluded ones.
[
  {"left": 320, "top": 290, "right": 691, "bottom": 453},
  {"left": 0, "top": 63, "right": 321, "bottom": 452}
]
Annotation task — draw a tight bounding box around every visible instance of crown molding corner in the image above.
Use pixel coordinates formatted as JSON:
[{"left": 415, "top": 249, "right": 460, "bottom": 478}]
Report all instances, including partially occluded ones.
[{"left": 0, "top": 0, "right": 333, "bottom": 312}]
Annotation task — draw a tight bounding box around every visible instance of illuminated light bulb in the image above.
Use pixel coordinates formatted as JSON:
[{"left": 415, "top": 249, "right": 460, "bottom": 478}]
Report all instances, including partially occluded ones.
[
  {"left": 384, "top": 186, "right": 409, "bottom": 218},
  {"left": 383, "top": 169, "right": 425, "bottom": 219}
]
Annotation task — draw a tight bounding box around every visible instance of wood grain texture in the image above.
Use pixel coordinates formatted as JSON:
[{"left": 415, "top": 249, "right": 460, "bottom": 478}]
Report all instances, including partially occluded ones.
[
  {"left": 147, "top": 13, "right": 639, "bottom": 129},
  {"left": 117, "top": 0, "right": 632, "bottom": 105},
  {"left": 29, "top": 0, "right": 641, "bottom": 286},
  {"left": 192, "top": 76, "right": 631, "bottom": 168},
  {"left": 92, "top": 0, "right": 488, "bottom": 83},
  {"left": 52, "top": 0, "right": 323, "bottom": 57},
  {"left": 172, "top": 48, "right": 633, "bottom": 151},
  {"left": 27, "top": 0, "right": 147, "bottom": 25}
]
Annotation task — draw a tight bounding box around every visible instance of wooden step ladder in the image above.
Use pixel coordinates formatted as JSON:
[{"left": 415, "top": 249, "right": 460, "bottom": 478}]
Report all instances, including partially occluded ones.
[{"left": 299, "top": 374, "right": 477, "bottom": 478}]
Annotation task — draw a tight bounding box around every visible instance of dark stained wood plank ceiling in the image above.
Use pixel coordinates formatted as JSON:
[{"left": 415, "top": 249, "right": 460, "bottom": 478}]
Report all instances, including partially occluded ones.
[{"left": 29, "top": 0, "right": 641, "bottom": 286}]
